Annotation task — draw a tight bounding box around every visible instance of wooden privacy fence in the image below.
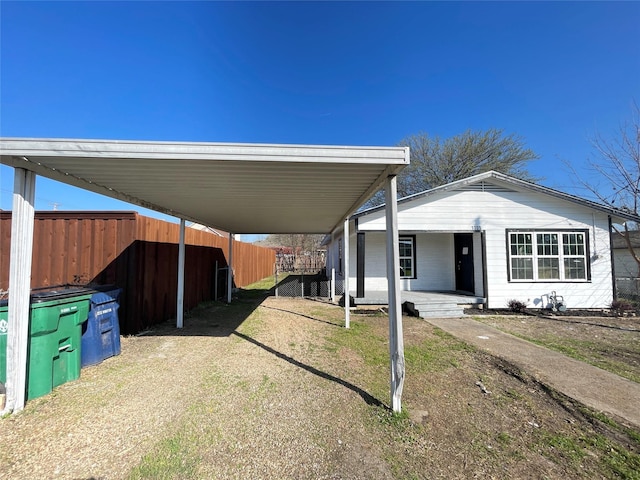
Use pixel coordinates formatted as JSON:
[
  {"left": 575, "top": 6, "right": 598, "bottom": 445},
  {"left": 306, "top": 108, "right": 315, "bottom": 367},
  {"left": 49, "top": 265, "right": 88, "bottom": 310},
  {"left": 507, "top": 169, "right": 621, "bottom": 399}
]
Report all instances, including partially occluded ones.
[{"left": 0, "top": 211, "right": 276, "bottom": 333}]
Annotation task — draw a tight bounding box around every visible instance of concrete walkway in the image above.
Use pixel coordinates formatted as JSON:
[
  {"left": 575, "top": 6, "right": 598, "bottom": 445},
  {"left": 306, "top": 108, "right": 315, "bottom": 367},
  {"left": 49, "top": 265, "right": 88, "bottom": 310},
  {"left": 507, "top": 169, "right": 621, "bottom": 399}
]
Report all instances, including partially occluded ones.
[{"left": 424, "top": 316, "right": 640, "bottom": 429}]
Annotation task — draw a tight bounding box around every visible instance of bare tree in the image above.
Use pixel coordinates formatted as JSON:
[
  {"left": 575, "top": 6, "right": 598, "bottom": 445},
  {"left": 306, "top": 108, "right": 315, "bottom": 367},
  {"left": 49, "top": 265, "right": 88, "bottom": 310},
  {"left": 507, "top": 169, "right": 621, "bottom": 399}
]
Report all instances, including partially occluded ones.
[
  {"left": 258, "top": 233, "right": 325, "bottom": 272},
  {"left": 365, "top": 128, "right": 539, "bottom": 207},
  {"left": 566, "top": 102, "right": 640, "bottom": 273}
]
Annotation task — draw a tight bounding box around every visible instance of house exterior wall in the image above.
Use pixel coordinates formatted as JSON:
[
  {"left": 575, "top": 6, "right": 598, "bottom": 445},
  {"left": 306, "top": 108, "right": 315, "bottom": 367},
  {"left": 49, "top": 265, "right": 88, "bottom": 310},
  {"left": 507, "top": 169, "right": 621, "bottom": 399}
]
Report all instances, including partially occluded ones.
[
  {"left": 347, "top": 232, "right": 455, "bottom": 292},
  {"left": 350, "top": 187, "right": 614, "bottom": 309}
]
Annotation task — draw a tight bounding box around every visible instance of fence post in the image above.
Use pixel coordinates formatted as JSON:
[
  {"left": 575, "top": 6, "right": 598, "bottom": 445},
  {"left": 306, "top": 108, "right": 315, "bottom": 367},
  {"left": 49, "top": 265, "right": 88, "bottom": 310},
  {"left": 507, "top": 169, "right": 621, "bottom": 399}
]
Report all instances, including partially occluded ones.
[
  {"left": 214, "top": 261, "right": 218, "bottom": 301},
  {"left": 275, "top": 264, "right": 279, "bottom": 298},
  {"left": 301, "top": 269, "right": 304, "bottom": 298}
]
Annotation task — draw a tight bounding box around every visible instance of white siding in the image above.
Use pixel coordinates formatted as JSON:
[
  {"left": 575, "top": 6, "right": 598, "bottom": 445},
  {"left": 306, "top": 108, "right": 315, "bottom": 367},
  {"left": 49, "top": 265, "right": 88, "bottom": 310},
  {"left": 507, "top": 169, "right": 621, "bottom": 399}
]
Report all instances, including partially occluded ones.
[
  {"left": 348, "top": 232, "right": 456, "bottom": 292},
  {"left": 355, "top": 187, "right": 614, "bottom": 309}
]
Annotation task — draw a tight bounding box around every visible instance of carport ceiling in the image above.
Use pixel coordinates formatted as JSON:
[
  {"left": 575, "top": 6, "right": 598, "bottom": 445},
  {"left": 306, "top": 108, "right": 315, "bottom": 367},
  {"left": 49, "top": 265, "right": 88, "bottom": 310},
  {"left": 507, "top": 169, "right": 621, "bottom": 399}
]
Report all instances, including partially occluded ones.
[{"left": 1, "top": 138, "right": 409, "bottom": 234}]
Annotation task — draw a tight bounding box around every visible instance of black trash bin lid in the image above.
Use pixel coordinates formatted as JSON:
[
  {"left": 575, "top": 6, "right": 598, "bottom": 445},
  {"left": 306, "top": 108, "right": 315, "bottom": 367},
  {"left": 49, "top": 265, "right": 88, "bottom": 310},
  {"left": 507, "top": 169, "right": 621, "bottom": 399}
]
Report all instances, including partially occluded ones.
[{"left": 30, "top": 285, "right": 93, "bottom": 303}]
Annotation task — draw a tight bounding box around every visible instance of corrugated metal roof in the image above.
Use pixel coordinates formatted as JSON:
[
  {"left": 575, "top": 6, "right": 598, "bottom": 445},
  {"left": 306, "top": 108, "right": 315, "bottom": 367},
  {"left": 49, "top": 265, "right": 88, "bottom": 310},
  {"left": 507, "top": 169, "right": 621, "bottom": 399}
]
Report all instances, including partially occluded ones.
[{"left": 1, "top": 138, "right": 409, "bottom": 234}]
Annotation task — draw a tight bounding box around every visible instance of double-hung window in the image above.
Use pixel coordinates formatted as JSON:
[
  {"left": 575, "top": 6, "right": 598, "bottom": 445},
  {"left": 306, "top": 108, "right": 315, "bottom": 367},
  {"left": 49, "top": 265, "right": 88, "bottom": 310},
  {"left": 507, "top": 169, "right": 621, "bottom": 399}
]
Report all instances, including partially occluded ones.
[
  {"left": 399, "top": 236, "right": 416, "bottom": 279},
  {"left": 507, "top": 230, "right": 589, "bottom": 282}
]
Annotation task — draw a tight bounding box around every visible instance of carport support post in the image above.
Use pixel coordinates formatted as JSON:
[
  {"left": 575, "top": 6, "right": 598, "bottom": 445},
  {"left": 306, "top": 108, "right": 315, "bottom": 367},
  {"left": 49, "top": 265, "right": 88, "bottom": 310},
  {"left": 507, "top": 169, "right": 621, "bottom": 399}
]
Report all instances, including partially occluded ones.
[
  {"left": 343, "top": 218, "right": 350, "bottom": 328},
  {"left": 5, "top": 168, "right": 36, "bottom": 413},
  {"left": 227, "top": 234, "right": 234, "bottom": 303},
  {"left": 176, "top": 218, "right": 185, "bottom": 329},
  {"left": 385, "top": 175, "right": 405, "bottom": 413}
]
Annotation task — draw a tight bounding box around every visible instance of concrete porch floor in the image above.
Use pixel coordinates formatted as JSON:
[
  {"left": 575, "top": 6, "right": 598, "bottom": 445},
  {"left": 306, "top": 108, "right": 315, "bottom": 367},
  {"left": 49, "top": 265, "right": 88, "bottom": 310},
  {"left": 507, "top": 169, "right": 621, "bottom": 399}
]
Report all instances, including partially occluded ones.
[{"left": 353, "top": 291, "right": 485, "bottom": 318}]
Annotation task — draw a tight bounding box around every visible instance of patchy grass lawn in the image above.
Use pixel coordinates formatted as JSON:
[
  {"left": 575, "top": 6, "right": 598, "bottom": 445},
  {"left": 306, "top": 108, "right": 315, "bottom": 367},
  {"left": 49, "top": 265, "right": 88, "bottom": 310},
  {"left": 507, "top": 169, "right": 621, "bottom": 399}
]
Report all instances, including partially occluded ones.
[{"left": 472, "top": 313, "right": 640, "bottom": 384}]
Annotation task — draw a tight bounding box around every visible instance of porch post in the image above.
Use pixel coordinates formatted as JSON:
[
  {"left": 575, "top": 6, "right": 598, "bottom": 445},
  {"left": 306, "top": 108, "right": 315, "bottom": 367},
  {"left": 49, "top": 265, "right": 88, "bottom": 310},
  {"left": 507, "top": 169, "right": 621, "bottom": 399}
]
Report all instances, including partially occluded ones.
[
  {"left": 330, "top": 267, "right": 336, "bottom": 303},
  {"left": 356, "top": 232, "right": 365, "bottom": 297},
  {"left": 4, "top": 168, "right": 36, "bottom": 414},
  {"left": 227, "top": 234, "right": 234, "bottom": 303},
  {"left": 385, "top": 175, "right": 405, "bottom": 413},
  {"left": 343, "top": 219, "right": 350, "bottom": 328},
  {"left": 176, "top": 218, "right": 185, "bottom": 328}
]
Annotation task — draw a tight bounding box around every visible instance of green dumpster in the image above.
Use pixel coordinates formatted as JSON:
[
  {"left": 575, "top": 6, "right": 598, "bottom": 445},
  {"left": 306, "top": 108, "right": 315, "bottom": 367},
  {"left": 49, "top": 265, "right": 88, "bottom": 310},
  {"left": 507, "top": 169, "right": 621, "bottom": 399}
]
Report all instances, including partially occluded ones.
[{"left": 0, "top": 287, "right": 92, "bottom": 401}]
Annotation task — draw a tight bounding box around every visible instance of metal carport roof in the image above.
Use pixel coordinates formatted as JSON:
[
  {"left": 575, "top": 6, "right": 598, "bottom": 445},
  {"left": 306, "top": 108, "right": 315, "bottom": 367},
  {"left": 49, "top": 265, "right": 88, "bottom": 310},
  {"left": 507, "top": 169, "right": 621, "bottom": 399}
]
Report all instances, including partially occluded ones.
[
  {"left": 1, "top": 137, "right": 409, "bottom": 415},
  {"left": 0, "top": 138, "right": 409, "bottom": 234}
]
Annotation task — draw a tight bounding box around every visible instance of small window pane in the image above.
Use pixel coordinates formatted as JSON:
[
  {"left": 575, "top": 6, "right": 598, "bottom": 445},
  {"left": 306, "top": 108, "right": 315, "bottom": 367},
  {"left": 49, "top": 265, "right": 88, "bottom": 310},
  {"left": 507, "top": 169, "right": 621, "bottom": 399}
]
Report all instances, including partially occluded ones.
[
  {"left": 537, "top": 233, "right": 558, "bottom": 256},
  {"left": 564, "top": 258, "right": 586, "bottom": 279},
  {"left": 511, "top": 233, "right": 532, "bottom": 255},
  {"left": 538, "top": 258, "right": 560, "bottom": 279},
  {"left": 511, "top": 258, "right": 533, "bottom": 279},
  {"left": 563, "top": 233, "right": 585, "bottom": 256},
  {"left": 400, "top": 259, "right": 412, "bottom": 278},
  {"left": 399, "top": 243, "right": 412, "bottom": 257}
]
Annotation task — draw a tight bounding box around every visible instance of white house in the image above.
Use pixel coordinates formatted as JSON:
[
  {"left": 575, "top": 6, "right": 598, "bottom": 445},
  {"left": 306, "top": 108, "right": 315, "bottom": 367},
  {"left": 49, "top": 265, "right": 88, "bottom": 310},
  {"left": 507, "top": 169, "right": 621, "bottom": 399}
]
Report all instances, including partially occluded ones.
[{"left": 326, "top": 171, "right": 640, "bottom": 312}]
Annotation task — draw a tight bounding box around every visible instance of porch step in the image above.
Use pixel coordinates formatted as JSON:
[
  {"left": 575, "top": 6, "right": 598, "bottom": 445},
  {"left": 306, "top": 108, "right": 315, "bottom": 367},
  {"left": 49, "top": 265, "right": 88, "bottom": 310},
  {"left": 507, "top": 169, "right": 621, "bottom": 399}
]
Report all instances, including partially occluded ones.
[{"left": 406, "top": 302, "right": 466, "bottom": 318}]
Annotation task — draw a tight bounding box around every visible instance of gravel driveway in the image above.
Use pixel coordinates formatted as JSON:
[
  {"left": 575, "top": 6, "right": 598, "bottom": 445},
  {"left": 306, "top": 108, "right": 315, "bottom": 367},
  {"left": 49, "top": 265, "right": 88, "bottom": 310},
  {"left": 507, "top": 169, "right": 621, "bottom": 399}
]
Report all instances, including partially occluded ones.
[{"left": 1, "top": 297, "right": 391, "bottom": 479}]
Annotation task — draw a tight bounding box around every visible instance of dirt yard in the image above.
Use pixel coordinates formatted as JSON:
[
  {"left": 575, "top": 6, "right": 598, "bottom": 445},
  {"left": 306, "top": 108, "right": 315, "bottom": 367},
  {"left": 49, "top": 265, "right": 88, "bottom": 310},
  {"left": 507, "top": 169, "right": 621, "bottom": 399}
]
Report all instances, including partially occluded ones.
[{"left": 1, "top": 290, "right": 639, "bottom": 479}]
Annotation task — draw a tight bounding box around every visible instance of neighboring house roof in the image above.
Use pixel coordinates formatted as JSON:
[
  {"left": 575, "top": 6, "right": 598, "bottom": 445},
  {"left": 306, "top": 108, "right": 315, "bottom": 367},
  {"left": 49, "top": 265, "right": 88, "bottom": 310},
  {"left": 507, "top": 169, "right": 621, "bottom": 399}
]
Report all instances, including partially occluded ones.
[
  {"left": 353, "top": 170, "right": 640, "bottom": 225},
  {"left": 187, "top": 222, "right": 229, "bottom": 238}
]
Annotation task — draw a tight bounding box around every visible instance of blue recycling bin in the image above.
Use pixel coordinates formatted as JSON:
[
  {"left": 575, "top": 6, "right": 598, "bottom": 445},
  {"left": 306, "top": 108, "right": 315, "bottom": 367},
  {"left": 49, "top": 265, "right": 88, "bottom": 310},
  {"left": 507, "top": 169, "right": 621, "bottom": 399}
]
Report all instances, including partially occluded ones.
[{"left": 81, "top": 287, "right": 122, "bottom": 367}]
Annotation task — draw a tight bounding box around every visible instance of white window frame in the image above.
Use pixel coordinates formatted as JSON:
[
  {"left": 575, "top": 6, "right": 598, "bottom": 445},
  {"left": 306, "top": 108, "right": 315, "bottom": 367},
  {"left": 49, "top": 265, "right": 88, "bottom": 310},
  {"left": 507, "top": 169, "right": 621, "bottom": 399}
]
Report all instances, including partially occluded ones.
[
  {"left": 507, "top": 229, "right": 590, "bottom": 282},
  {"left": 399, "top": 235, "right": 416, "bottom": 279}
]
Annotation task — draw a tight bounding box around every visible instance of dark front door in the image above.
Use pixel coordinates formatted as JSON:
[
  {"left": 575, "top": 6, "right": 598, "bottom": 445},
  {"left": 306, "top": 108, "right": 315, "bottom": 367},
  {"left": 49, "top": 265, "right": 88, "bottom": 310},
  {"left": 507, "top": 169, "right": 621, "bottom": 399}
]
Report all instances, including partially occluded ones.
[{"left": 455, "top": 233, "right": 475, "bottom": 293}]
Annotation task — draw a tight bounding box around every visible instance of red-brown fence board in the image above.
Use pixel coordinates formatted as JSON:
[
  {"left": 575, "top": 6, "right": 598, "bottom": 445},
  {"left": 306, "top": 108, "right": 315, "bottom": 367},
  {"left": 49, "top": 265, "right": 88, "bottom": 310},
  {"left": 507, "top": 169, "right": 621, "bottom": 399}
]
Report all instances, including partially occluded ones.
[{"left": 0, "top": 211, "right": 275, "bottom": 333}]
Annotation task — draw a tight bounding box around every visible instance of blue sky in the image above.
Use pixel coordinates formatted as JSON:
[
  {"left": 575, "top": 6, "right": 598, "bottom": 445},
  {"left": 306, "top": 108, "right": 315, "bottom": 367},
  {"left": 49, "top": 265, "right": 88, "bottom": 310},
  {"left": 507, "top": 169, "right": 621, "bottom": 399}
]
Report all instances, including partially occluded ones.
[{"left": 1, "top": 1, "right": 639, "bottom": 241}]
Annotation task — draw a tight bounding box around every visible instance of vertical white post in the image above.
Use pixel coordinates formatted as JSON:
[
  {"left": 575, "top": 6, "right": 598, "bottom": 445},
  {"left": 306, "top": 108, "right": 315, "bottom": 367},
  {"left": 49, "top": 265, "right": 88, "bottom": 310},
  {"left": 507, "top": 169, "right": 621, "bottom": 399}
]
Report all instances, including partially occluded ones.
[
  {"left": 343, "top": 218, "right": 350, "bottom": 329},
  {"left": 227, "top": 234, "right": 234, "bottom": 303},
  {"left": 5, "top": 168, "right": 36, "bottom": 414},
  {"left": 385, "top": 175, "right": 405, "bottom": 413},
  {"left": 330, "top": 267, "right": 336, "bottom": 303},
  {"left": 176, "top": 219, "right": 185, "bottom": 329}
]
